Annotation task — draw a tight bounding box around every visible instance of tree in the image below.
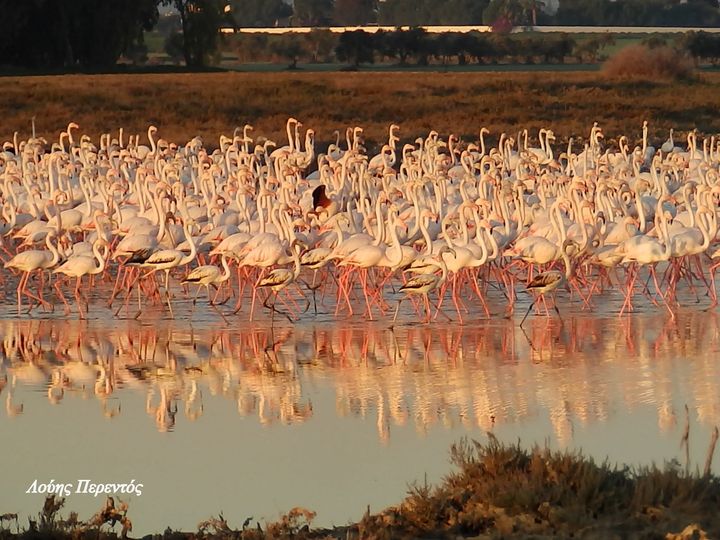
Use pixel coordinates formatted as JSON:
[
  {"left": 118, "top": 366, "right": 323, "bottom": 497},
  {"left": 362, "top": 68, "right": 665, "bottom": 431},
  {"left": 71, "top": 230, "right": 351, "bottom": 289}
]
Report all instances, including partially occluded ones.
[
  {"left": 483, "top": 0, "right": 527, "bottom": 27},
  {"left": 0, "top": 0, "right": 66, "bottom": 69},
  {"left": 335, "top": 30, "right": 376, "bottom": 66},
  {"left": 573, "top": 34, "right": 614, "bottom": 63},
  {"left": 0, "top": 0, "right": 161, "bottom": 69},
  {"left": 377, "top": 0, "right": 489, "bottom": 25},
  {"left": 554, "top": 0, "right": 609, "bottom": 26},
  {"left": 553, "top": 0, "right": 720, "bottom": 27},
  {"left": 231, "top": 0, "right": 292, "bottom": 27},
  {"left": 537, "top": 33, "right": 574, "bottom": 62},
  {"left": 380, "top": 27, "right": 430, "bottom": 65},
  {"left": 660, "top": 1, "right": 720, "bottom": 27},
  {"left": 434, "top": 32, "right": 485, "bottom": 65},
  {"left": 377, "top": 0, "right": 431, "bottom": 25},
  {"left": 270, "top": 34, "right": 307, "bottom": 68},
  {"left": 303, "top": 29, "right": 338, "bottom": 62},
  {"left": 332, "top": 0, "right": 377, "bottom": 25},
  {"left": 436, "top": 0, "right": 490, "bottom": 25},
  {"left": 293, "top": 0, "right": 334, "bottom": 26},
  {"left": 465, "top": 32, "right": 494, "bottom": 63},
  {"left": 165, "top": 0, "right": 230, "bottom": 67},
  {"left": 233, "top": 33, "right": 271, "bottom": 62},
  {"left": 680, "top": 31, "right": 720, "bottom": 65},
  {"left": 521, "top": 0, "right": 546, "bottom": 26},
  {"left": 66, "top": 0, "right": 160, "bottom": 67},
  {"left": 164, "top": 32, "right": 186, "bottom": 64},
  {"left": 433, "top": 33, "right": 455, "bottom": 65}
]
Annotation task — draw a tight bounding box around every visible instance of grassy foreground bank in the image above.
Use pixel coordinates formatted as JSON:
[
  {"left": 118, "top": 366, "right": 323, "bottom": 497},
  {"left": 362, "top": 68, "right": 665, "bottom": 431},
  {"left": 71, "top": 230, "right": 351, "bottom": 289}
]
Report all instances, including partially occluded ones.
[
  {"left": 2, "top": 71, "right": 719, "bottom": 150},
  {"left": 2, "top": 438, "right": 718, "bottom": 539}
]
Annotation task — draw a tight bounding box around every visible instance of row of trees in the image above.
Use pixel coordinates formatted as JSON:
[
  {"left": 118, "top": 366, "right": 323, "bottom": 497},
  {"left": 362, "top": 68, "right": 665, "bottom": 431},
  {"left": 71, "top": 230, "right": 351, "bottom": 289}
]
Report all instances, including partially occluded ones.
[
  {"left": 332, "top": 29, "right": 577, "bottom": 66},
  {"left": 0, "top": 0, "right": 160, "bottom": 69},
  {"left": 228, "top": 0, "right": 720, "bottom": 28},
  {"left": 553, "top": 0, "right": 720, "bottom": 28},
  {"left": 1, "top": 0, "right": 719, "bottom": 70},
  {"left": 680, "top": 31, "right": 720, "bottom": 65},
  {"left": 226, "top": 28, "right": 720, "bottom": 68},
  {"left": 0, "top": 0, "right": 233, "bottom": 69}
]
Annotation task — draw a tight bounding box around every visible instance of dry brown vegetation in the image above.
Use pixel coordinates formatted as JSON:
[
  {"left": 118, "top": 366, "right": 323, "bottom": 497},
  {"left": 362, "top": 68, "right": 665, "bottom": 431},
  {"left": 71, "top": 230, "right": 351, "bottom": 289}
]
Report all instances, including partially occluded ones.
[
  {"left": 3, "top": 438, "right": 719, "bottom": 539},
  {"left": 603, "top": 44, "right": 696, "bottom": 82},
  {"left": 1, "top": 71, "right": 719, "bottom": 152}
]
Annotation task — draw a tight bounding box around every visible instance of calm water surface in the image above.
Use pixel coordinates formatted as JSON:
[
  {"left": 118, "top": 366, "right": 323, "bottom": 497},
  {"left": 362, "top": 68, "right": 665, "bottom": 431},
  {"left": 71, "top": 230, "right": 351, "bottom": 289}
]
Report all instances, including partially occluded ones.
[{"left": 2, "top": 311, "right": 720, "bottom": 535}]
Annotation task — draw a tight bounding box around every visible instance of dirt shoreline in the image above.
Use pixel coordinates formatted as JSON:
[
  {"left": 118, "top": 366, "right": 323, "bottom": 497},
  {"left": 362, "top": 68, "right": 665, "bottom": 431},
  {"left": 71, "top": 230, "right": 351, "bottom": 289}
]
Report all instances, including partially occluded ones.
[{"left": 2, "top": 438, "right": 717, "bottom": 539}]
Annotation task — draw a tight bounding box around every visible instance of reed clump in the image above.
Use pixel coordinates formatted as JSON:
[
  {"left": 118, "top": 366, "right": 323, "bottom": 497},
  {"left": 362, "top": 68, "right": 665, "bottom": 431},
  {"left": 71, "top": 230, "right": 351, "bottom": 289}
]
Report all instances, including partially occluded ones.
[
  {"left": 353, "top": 436, "right": 720, "bottom": 538},
  {"left": 603, "top": 44, "right": 696, "bottom": 81},
  {"left": 0, "top": 495, "right": 131, "bottom": 539}
]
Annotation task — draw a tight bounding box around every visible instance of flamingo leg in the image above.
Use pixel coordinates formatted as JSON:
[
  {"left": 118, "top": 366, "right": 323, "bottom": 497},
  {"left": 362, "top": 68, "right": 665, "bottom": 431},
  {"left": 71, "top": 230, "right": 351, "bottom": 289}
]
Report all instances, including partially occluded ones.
[
  {"left": 54, "top": 279, "right": 72, "bottom": 314},
  {"left": 520, "top": 297, "right": 538, "bottom": 327},
  {"left": 360, "top": 269, "right": 374, "bottom": 320},
  {"left": 393, "top": 298, "right": 402, "bottom": 322},
  {"left": 244, "top": 268, "right": 267, "bottom": 319},
  {"left": 16, "top": 272, "right": 27, "bottom": 314},
  {"left": 650, "top": 264, "right": 674, "bottom": 320},
  {"left": 75, "top": 276, "right": 86, "bottom": 319},
  {"left": 448, "top": 274, "right": 464, "bottom": 324},
  {"left": 470, "top": 269, "right": 491, "bottom": 318},
  {"left": 108, "top": 264, "right": 126, "bottom": 307}
]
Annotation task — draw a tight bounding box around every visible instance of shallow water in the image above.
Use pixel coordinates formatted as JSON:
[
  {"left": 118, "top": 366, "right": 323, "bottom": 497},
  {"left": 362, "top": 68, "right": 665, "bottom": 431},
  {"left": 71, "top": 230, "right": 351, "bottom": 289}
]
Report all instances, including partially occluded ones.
[{"left": 2, "top": 308, "right": 720, "bottom": 536}]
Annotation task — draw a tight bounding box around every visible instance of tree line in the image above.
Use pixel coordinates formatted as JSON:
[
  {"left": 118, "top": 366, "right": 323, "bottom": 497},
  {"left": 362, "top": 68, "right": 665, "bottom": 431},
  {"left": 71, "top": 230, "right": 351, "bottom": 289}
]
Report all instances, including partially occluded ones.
[
  {"left": 231, "top": 0, "right": 720, "bottom": 29},
  {"left": 229, "top": 28, "right": 720, "bottom": 68},
  {"left": 0, "top": 0, "right": 719, "bottom": 70},
  {"left": 0, "top": 0, "right": 232, "bottom": 70}
]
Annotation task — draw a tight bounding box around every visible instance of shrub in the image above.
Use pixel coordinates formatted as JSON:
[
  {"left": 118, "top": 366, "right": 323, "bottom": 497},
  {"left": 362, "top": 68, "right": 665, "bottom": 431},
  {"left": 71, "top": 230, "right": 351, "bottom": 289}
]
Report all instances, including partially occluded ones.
[{"left": 603, "top": 44, "right": 695, "bottom": 82}]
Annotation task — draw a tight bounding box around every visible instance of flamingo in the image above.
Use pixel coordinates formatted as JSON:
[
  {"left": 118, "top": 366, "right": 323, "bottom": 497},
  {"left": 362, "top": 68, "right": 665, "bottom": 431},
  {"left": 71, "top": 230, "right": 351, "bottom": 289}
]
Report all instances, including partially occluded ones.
[
  {"left": 182, "top": 254, "right": 232, "bottom": 306},
  {"left": 520, "top": 239, "right": 576, "bottom": 327},
  {"left": 4, "top": 230, "right": 61, "bottom": 313},
  {"left": 618, "top": 205, "right": 674, "bottom": 318},
  {"left": 256, "top": 242, "right": 307, "bottom": 325},
  {"left": 393, "top": 245, "right": 456, "bottom": 323},
  {"left": 52, "top": 238, "right": 109, "bottom": 318},
  {"left": 132, "top": 219, "right": 198, "bottom": 317}
]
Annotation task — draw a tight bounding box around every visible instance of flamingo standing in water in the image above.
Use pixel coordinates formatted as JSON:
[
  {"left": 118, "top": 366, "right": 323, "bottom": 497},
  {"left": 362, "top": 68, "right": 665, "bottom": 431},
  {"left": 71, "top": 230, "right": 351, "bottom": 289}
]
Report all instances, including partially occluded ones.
[
  {"left": 5, "top": 230, "right": 61, "bottom": 313},
  {"left": 520, "top": 239, "right": 576, "bottom": 327},
  {"left": 394, "top": 245, "right": 456, "bottom": 323},
  {"left": 256, "top": 242, "right": 307, "bottom": 325},
  {"left": 182, "top": 254, "right": 232, "bottom": 306},
  {"left": 130, "top": 220, "right": 198, "bottom": 318},
  {"left": 52, "top": 238, "right": 109, "bottom": 318}
]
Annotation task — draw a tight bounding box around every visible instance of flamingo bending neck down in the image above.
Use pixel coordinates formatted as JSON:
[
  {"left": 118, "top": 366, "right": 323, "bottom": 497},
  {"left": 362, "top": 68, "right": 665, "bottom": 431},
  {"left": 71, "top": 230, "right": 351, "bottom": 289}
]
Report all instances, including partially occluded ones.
[
  {"left": 134, "top": 219, "right": 198, "bottom": 317},
  {"left": 256, "top": 242, "right": 307, "bottom": 325},
  {"left": 394, "top": 245, "right": 456, "bottom": 323},
  {"left": 182, "top": 254, "right": 232, "bottom": 308},
  {"left": 520, "top": 239, "right": 576, "bottom": 327}
]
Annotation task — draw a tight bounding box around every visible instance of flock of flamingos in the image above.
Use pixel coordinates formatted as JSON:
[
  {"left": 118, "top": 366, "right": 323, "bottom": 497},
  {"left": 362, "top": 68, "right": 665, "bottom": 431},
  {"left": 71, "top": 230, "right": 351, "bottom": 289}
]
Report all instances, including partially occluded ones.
[{"left": 1, "top": 118, "right": 719, "bottom": 324}]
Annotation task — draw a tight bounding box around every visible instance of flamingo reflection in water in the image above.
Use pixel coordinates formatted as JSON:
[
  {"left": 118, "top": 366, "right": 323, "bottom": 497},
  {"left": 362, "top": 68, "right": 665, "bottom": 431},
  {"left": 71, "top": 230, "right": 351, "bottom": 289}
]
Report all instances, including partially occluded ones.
[{"left": 1, "top": 315, "right": 720, "bottom": 444}]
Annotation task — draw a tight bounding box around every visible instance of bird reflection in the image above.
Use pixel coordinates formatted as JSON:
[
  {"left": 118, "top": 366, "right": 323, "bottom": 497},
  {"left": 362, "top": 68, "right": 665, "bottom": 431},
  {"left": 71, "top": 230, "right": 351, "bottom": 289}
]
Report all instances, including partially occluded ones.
[{"left": 1, "top": 313, "right": 720, "bottom": 444}]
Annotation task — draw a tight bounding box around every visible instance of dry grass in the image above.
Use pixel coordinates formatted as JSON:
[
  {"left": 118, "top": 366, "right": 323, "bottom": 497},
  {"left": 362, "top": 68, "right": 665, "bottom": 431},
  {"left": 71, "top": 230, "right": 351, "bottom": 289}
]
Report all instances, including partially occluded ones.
[
  {"left": 1, "top": 71, "right": 719, "bottom": 152},
  {"left": 603, "top": 44, "right": 696, "bottom": 82}
]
